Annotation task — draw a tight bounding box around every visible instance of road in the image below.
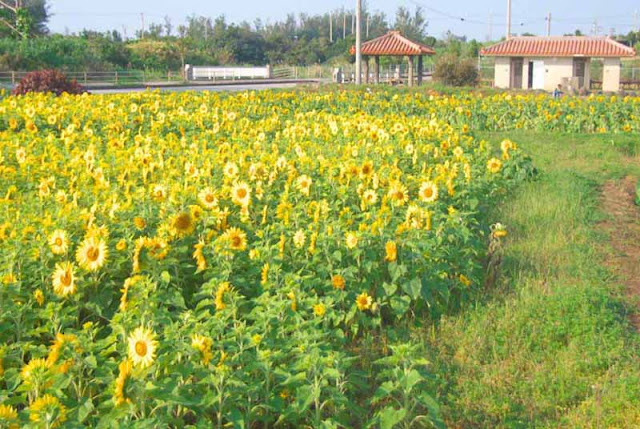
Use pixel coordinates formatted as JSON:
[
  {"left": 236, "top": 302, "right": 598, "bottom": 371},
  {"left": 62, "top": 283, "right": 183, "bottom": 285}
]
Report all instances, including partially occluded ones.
[{"left": 91, "top": 82, "right": 303, "bottom": 94}]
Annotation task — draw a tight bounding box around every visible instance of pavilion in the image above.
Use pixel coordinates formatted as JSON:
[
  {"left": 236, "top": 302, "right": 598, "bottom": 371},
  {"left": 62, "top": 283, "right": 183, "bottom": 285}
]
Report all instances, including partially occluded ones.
[{"left": 350, "top": 30, "right": 436, "bottom": 86}]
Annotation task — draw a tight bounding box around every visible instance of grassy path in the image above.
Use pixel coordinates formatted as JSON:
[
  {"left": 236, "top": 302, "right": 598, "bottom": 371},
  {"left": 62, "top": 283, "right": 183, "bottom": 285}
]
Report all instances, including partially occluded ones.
[{"left": 428, "top": 132, "right": 640, "bottom": 427}]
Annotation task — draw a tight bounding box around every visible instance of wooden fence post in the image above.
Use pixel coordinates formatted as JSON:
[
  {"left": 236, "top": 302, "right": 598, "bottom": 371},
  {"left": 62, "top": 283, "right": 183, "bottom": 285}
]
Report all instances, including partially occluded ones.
[
  {"left": 84, "top": 72, "right": 87, "bottom": 85},
  {"left": 11, "top": 71, "right": 15, "bottom": 85},
  {"left": 115, "top": 71, "right": 118, "bottom": 85}
]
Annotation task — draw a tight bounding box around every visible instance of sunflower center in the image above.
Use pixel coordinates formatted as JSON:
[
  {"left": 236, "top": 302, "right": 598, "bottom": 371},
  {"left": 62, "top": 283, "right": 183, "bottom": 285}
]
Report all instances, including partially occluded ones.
[
  {"left": 424, "top": 188, "right": 433, "bottom": 198},
  {"left": 231, "top": 236, "right": 242, "bottom": 247},
  {"left": 205, "top": 194, "right": 214, "bottom": 203},
  {"left": 175, "top": 214, "right": 192, "bottom": 230},
  {"left": 55, "top": 237, "right": 63, "bottom": 246},
  {"left": 61, "top": 272, "right": 72, "bottom": 286},
  {"left": 236, "top": 189, "right": 247, "bottom": 199},
  {"left": 87, "top": 247, "right": 100, "bottom": 261},
  {"left": 135, "top": 340, "right": 147, "bottom": 356}
]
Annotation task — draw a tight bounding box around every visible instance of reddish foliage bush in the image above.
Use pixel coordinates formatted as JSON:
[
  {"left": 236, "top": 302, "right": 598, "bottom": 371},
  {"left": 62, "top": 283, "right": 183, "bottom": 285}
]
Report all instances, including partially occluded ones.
[{"left": 12, "top": 69, "right": 85, "bottom": 96}]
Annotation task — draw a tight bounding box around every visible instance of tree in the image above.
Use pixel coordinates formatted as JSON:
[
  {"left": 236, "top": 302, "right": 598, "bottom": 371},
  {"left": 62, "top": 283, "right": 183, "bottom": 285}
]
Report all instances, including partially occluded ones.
[
  {"left": 393, "top": 6, "right": 428, "bottom": 42},
  {"left": 0, "top": 0, "right": 49, "bottom": 38}
]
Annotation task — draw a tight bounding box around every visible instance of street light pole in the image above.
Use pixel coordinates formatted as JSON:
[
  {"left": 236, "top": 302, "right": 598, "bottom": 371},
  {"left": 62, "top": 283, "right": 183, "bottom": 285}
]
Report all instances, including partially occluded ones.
[{"left": 355, "top": 0, "right": 362, "bottom": 84}]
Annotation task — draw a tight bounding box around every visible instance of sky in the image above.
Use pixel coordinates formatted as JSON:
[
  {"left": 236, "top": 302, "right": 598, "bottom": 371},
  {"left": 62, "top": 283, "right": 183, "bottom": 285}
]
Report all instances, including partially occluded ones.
[{"left": 47, "top": 0, "right": 640, "bottom": 41}]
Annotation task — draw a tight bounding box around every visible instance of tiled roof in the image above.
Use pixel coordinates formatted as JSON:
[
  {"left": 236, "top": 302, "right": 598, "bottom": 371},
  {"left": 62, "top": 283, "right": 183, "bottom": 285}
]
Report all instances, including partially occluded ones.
[
  {"left": 350, "top": 31, "right": 436, "bottom": 56},
  {"left": 480, "top": 36, "right": 636, "bottom": 57}
]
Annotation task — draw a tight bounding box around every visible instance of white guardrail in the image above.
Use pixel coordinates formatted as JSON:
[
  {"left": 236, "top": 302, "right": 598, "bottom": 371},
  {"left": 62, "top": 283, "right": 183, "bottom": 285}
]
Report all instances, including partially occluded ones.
[{"left": 186, "top": 65, "right": 271, "bottom": 81}]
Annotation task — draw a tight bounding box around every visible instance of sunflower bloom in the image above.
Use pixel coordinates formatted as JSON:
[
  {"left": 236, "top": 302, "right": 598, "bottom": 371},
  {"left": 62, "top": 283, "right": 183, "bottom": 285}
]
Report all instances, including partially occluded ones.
[
  {"left": 128, "top": 327, "right": 158, "bottom": 369},
  {"left": 387, "top": 181, "right": 409, "bottom": 206},
  {"left": 222, "top": 227, "right": 247, "bottom": 251},
  {"left": 191, "top": 334, "right": 214, "bottom": 365},
  {"left": 331, "top": 274, "right": 346, "bottom": 290},
  {"left": 385, "top": 241, "right": 397, "bottom": 262},
  {"left": 113, "top": 359, "right": 134, "bottom": 406},
  {"left": 76, "top": 236, "right": 108, "bottom": 272},
  {"left": 171, "top": 212, "right": 194, "bottom": 237},
  {"left": 198, "top": 187, "right": 218, "bottom": 209},
  {"left": 49, "top": 229, "right": 68, "bottom": 255},
  {"left": 296, "top": 175, "right": 312, "bottom": 196},
  {"left": 231, "top": 182, "right": 251, "bottom": 207},
  {"left": 51, "top": 262, "right": 77, "bottom": 297},
  {"left": 313, "top": 303, "right": 326, "bottom": 317},
  {"left": 487, "top": 158, "right": 502, "bottom": 174},
  {"left": 345, "top": 232, "right": 358, "bottom": 249},
  {"left": 356, "top": 292, "right": 373, "bottom": 311},
  {"left": 0, "top": 404, "right": 19, "bottom": 429},
  {"left": 418, "top": 181, "right": 438, "bottom": 203},
  {"left": 29, "top": 395, "right": 66, "bottom": 428}
]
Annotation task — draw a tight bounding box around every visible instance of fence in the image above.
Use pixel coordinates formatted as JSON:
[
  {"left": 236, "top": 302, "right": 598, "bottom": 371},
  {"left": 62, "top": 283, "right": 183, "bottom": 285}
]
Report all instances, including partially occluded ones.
[
  {"left": 0, "top": 70, "right": 184, "bottom": 87},
  {"left": 187, "top": 65, "right": 270, "bottom": 81}
]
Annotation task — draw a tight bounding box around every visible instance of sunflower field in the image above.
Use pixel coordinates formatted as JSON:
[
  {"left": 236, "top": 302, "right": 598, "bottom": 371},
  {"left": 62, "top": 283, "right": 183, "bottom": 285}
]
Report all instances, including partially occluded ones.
[{"left": 0, "top": 88, "right": 636, "bottom": 428}]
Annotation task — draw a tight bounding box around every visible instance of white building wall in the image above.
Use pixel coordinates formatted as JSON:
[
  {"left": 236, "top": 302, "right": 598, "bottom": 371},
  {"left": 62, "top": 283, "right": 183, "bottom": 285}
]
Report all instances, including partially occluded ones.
[
  {"left": 602, "top": 58, "right": 621, "bottom": 92},
  {"left": 494, "top": 57, "right": 511, "bottom": 88}
]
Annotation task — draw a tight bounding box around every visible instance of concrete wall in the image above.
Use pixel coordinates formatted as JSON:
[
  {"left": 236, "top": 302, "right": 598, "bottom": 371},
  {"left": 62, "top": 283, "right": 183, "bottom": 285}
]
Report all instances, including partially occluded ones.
[
  {"left": 602, "top": 58, "right": 621, "bottom": 92},
  {"left": 494, "top": 57, "right": 511, "bottom": 88}
]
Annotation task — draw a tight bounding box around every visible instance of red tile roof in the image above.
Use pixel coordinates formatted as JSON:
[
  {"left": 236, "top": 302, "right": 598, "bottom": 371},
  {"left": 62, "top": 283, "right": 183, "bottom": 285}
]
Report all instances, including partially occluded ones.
[
  {"left": 480, "top": 36, "right": 636, "bottom": 57},
  {"left": 350, "top": 31, "right": 435, "bottom": 56}
]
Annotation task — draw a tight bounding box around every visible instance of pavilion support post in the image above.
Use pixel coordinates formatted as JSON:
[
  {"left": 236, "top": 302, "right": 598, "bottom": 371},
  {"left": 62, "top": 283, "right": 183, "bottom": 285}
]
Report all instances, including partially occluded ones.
[
  {"left": 407, "top": 55, "right": 414, "bottom": 87},
  {"left": 417, "top": 55, "right": 423, "bottom": 86},
  {"left": 363, "top": 56, "right": 369, "bottom": 84},
  {"left": 374, "top": 56, "right": 380, "bottom": 84}
]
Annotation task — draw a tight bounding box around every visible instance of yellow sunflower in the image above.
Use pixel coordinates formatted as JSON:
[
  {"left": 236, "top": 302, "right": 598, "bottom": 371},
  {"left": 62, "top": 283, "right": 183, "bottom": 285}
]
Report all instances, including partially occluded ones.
[
  {"left": 387, "top": 181, "right": 409, "bottom": 206},
  {"left": 48, "top": 229, "right": 68, "bottom": 255},
  {"left": 171, "top": 212, "right": 194, "bottom": 237},
  {"left": 76, "top": 236, "right": 108, "bottom": 272},
  {"left": 345, "top": 232, "right": 358, "bottom": 249},
  {"left": 51, "top": 262, "right": 76, "bottom": 297},
  {"left": 487, "top": 158, "right": 502, "bottom": 174},
  {"left": 222, "top": 227, "right": 247, "bottom": 251},
  {"left": 0, "top": 404, "right": 19, "bottom": 429},
  {"left": 356, "top": 292, "right": 373, "bottom": 311},
  {"left": 198, "top": 187, "right": 218, "bottom": 209},
  {"left": 296, "top": 175, "right": 312, "bottom": 196},
  {"left": 113, "top": 359, "right": 134, "bottom": 406},
  {"left": 313, "top": 303, "right": 326, "bottom": 317},
  {"left": 29, "top": 395, "right": 66, "bottom": 428},
  {"left": 231, "top": 182, "right": 251, "bottom": 207},
  {"left": 385, "top": 241, "right": 397, "bottom": 262},
  {"left": 331, "top": 274, "right": 346, "bottom": 290},
  {"left": 418, "top": 181, "right": 438, "bottom": 203},
  {"left": 128, "top": 326, "right": 158, "bottom": 369}
]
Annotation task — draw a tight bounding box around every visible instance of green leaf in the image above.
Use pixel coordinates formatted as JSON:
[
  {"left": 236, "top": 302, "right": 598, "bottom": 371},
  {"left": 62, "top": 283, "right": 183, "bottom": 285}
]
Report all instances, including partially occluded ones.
[
  {"left": 390, "top": 295, "right": 411, "bottom": 317},
  {"left": 402, "top": 277, "right": 422, "bottom": 300},
  {"left": 402, "top": 369, "right": 423, "bottom": 391},
  {"left": 78, "top": 398, "right": 95, "bottom": 423},
  {"left": 378, "top": 406, "right": 407, "bottom": 429},
  {"left": 382, "top": 282, "right": 398, "bottom": 297}
]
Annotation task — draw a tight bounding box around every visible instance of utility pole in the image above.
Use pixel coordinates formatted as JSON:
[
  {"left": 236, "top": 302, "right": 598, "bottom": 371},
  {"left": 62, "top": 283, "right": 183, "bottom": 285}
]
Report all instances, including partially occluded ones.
[
  {"left": 140, "top": 12, "right": 145, "bottom": 39},
  {"left": 546, "top": 12, "right": 551, "bottom": 36},
  {"left": 355, "top": 0, "right": 362, "bottom": 84},
  {"left": 634, "top": 10, "right": 638, "bottom": 32},
  {"left": 366, "top": 14, "right": 370, "bottom": 38},
  {"left": 486, "top": 13, "right": 493, "bottom": 41},
  {"left": 351, "top": 13, "right": 355, "bottom": 34},
  {"left": 343, "top": 12, "right": 346, "bottom": 38},
  {"left": 329, "top": 12, "right": 333, "bottom": 42},
  {"left": 506, "top": 0, "right": 511, "bottom": 39}
]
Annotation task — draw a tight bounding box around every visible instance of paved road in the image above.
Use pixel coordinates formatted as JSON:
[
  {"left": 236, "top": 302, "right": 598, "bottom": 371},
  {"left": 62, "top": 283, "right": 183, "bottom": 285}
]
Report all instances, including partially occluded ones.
[{"left": 91, "top": 82, "right": 302, "bottom": 94}]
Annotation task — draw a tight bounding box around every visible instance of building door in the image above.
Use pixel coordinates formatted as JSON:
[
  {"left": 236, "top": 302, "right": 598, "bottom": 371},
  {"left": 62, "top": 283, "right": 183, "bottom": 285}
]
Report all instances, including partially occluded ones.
[
  {"left": 573, "top": 58, "right": 586, "bottom": 88},
  {"left": 528, "top": 62, "right": 534, "bottom": 88},
  {"left": 510, "top": 58, "right": 523, "bottom": 88},
  {"left": 532, "top": 60, "right": 545, "bottom": 89}
]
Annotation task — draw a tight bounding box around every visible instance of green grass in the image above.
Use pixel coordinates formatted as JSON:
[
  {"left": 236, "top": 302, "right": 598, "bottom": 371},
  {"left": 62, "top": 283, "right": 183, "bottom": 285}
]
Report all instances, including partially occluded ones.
[{"left": 426, "top": 132, "right": 640, "bottom": 427}]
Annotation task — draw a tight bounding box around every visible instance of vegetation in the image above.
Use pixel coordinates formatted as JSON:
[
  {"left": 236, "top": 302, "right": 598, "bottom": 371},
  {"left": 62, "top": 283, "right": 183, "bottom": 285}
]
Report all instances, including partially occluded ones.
[
  {"left": 12, "top": 69, "right": 84, "bottom": 95},
  {"left": 432, "top": 131, "right": 640, "bottom": 426},
  {"left": 1, "top": 85, "right": 640, "bottom": 427},
  {"left": 433, "top": 54, "right": 479, "bottom": 86}
]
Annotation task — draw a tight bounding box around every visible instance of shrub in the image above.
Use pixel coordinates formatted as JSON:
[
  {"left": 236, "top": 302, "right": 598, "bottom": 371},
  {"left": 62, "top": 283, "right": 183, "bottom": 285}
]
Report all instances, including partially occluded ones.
[
  {"left": 12, "top": 69, "right": 85, "bottom": 96},
  {"left": 433, "top": 54, "right": 478, "bottom": 87}
]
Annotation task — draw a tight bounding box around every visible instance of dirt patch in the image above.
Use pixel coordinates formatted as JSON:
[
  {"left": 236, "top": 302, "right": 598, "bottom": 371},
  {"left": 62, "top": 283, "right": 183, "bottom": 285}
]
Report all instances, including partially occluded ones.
[{"left": 599, "top": 176, "right": 640, "bottom": 330}]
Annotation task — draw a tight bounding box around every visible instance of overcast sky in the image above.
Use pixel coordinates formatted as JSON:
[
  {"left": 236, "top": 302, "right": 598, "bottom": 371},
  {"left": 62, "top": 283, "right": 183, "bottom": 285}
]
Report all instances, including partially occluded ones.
[{"left": 47, "top": 0, "right": 639, "bottom": 41}]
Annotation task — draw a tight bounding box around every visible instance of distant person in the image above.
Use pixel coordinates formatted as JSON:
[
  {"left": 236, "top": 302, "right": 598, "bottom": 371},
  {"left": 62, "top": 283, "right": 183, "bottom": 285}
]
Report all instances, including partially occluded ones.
[{"left": 552, "top": 84, "right": 563, "bottom": 99}]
